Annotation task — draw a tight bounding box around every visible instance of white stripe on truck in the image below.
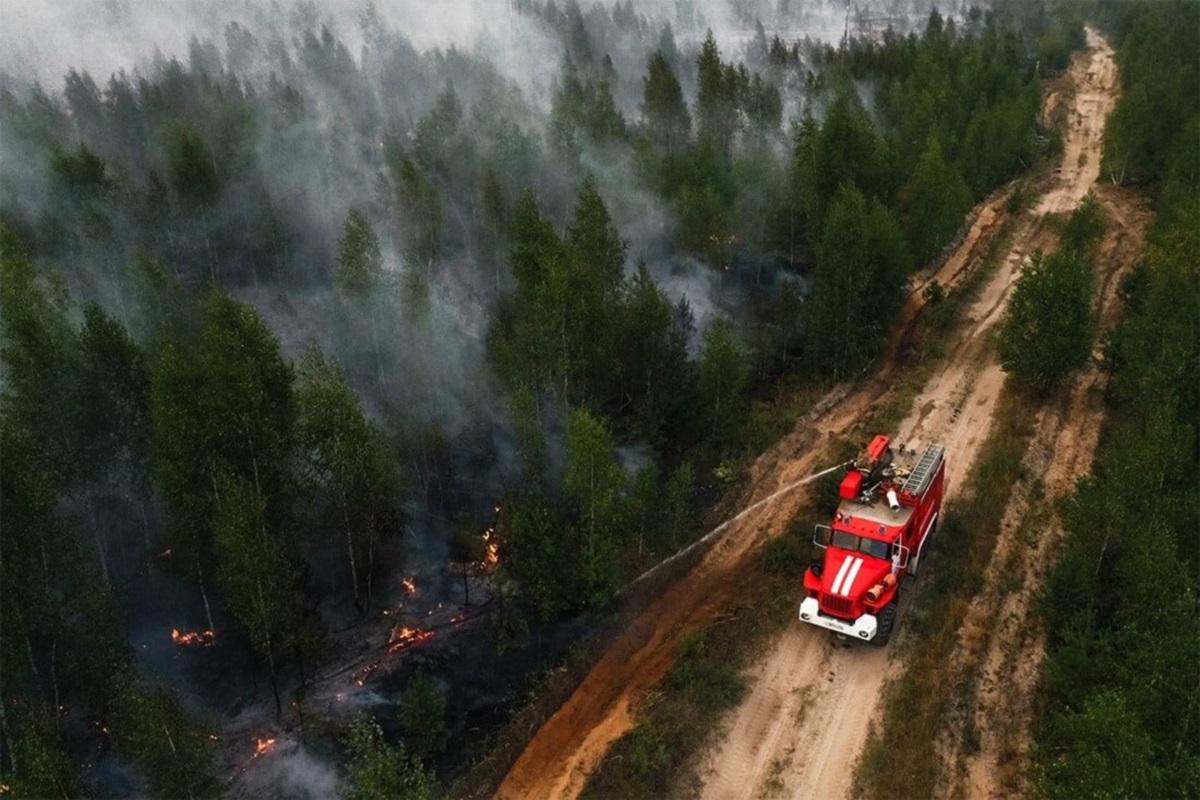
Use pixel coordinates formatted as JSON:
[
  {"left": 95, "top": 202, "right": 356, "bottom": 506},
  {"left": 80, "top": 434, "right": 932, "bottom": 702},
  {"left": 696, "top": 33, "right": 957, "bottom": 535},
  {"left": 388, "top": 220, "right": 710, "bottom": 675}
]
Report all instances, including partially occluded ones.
[
  {"left": 841, "top": 557, "right": 864, "bottom": 597},
  {"left": 831, "top": 556, "right": 854, "bottom": 595}
]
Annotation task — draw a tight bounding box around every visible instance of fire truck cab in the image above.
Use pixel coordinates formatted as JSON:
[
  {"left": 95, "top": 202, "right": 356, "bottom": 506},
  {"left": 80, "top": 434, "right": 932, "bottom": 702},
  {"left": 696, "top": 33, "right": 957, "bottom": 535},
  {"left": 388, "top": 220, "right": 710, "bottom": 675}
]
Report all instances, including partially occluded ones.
[{"left": 799, "top": 435, "right": 945, "bottom": 645}]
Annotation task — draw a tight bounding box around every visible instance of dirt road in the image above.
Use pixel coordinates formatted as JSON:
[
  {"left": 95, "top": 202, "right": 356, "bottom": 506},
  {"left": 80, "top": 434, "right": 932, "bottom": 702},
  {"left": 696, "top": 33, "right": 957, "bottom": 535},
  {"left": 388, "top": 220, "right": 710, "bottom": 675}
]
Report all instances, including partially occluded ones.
[
  {"left": 697, "top": 29, "right": 1126, "bottom": 800},
  {"left": 497, "top": 29, "right": 1123, "bottom": 800}
]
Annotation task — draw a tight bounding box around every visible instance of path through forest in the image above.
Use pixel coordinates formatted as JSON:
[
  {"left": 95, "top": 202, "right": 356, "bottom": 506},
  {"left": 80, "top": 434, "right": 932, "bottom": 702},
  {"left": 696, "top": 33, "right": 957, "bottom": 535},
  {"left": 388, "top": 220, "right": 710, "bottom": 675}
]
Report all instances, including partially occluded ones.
[{"left": 497, "top": 28, "right": 1127, "bottom": 800}]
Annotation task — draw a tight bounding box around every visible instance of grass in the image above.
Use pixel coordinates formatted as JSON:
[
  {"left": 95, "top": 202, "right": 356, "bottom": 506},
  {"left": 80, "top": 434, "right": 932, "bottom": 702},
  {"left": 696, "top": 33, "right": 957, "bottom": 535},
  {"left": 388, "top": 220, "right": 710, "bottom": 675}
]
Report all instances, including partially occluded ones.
[{"left": 851, "top": 386, "right": 1038, "bottom": 799}]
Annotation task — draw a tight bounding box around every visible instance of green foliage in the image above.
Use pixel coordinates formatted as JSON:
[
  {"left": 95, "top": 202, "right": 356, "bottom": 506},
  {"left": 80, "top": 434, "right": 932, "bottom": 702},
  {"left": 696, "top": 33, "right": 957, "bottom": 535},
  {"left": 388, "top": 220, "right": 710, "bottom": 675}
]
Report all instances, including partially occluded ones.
[
  {"left": 640, "top": 50, "right": 690, "bottom": 153},
  {"left": 0, "top": 231, "right": 86, "bottom": 486},
  {"left": 1038, "top": 693, "right": 1166, "bottom": 799},
  {"left": 695, "top": 31, "right": 735, "bottom": 154},
  {"left": 902, "top": 136, "right": 972, "bottom": 266},
  {"left": 50, "top": 143, "right": 111, "bottom": 195},
  {"left": 550, "top": 60, "right": 625, "bottom": 155},
  {"left": 998, "top": 248, "right": 1093, "bottom": 394},
  {"left": 1036, "top": 107, "right": 1199, "bottom": 794},
  {"left": 1100, "top": 2, "right": 1199, "bottom": 185},
  {"left": 663, "top": 461, "right": 695, "bottom": 551},
  {"left": 504, "top": 492, "right": 569, "bottom": 619},
  {"left": 584, "top": 628, "right": 745, "bottom": 799},
  {"left": 212, "top": 476, "right": 298, "bottom": 665},
  {"left": 78, "top": 302, "right": 151, "bottom": 485},
  {"left": 493, "top": 177, "right": 627, "bottom": 404},
  {"left": 344, "top": 717, "right": 436, "bottom": 800},
  {"left": 4, "top": 718, "right": 80, "bottom": 799},
  {"left": 151, "top": 290, "right": 295, "bottom": 562},
  {"left": 111, "top": 674, "right": 219, "bottom": 799},
  {"left": 616, "top": 266, "right": 695, "bottom": 449},
  {"left": 567, "top": 175, "right": 626, "bottom": 291},
  {"left": 336, "top": 209, "right": 384, "bottom": 298},
  {"left": 1058, "top": 192, "right": 1104, "bottom": 254},
  {"left": 400, "top": 672, "right": 448, "bottom": 760},
  {"left": 697, "top": 318, "right": 748, "bottom": 446},
  {"left": 564, "top": 408, "right": 627, "bottom": 604},
  {"left": 297, "top": 346, "right": 399, "bottom": 608},
  {"left": 508, "top": 383, "right": 547, "bottom": 485},
  {"left": 167, "top": 125, "right": 218, "bottom": 206},
  {"left": 810, "top": 87, "right": 891, "bottom": 214},
  {"left": 804, "top": 184, "right": 910, "bottom": 378}
]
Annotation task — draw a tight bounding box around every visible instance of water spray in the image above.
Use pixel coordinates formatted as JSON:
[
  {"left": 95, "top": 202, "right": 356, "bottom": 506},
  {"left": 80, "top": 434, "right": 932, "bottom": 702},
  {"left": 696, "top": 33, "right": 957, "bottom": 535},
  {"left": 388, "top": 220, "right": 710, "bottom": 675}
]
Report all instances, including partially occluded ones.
[{"left": 629, "top": 459, "right": 853, "bottom": 589}]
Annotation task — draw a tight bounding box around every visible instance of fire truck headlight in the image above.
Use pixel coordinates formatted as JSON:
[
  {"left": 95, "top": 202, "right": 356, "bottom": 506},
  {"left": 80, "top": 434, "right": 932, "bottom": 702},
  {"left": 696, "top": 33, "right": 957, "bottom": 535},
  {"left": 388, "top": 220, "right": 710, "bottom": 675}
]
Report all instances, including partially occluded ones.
[
  {"left": 858, "top": 631, "right": 870, "bottom": 638},
  {"left": 801, "top": 612, "right": 811, "bottom": 620}
]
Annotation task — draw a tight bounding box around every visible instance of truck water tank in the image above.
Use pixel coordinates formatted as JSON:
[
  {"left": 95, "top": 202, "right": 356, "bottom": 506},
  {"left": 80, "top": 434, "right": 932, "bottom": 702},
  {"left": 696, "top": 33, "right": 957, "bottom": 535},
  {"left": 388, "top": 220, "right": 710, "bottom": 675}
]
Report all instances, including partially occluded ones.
[{"left": 839, "top": 470, "right": 863, "bottom": 500}]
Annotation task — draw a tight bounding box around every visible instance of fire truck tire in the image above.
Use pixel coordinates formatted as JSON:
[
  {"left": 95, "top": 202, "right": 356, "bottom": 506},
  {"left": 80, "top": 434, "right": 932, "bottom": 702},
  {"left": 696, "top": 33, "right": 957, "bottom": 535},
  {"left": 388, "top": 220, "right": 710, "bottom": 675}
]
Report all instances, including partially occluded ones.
[{"left": 874, "top": 602, "right": 898, "bottom": 646}]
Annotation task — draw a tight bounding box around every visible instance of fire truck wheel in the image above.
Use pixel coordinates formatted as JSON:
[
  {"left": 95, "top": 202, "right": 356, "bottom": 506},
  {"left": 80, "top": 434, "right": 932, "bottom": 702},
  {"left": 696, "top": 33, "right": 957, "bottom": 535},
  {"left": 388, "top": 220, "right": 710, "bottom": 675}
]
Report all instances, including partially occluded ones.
[{"left": 874, "top": 602, "right": 898, "bottom": 647}]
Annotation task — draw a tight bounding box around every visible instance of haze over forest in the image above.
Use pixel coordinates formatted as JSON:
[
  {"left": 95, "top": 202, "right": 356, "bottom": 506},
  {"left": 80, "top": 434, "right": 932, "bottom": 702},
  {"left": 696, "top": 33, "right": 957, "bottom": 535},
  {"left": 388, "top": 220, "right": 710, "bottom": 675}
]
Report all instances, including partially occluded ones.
[{"left": 8, "top": 0, "right": 1192, "bottom": 798}]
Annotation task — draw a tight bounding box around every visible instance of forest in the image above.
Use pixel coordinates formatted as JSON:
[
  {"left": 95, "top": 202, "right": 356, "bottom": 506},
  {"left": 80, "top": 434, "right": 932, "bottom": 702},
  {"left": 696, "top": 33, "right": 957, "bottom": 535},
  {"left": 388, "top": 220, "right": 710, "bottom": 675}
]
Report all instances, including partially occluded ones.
[
  {"left": 0, "top": 1, "right": 1118, "bottom": 797},
  {"left": 1033, "top": 1, "right": 1199, "bottom": 796}
]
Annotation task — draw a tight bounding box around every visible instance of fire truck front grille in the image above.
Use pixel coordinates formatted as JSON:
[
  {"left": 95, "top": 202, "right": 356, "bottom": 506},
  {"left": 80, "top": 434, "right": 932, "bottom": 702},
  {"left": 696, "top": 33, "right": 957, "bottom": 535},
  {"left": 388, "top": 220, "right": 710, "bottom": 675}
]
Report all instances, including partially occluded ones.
[{"left": 820, "top": 594, "right": 854, "bottom": 617}]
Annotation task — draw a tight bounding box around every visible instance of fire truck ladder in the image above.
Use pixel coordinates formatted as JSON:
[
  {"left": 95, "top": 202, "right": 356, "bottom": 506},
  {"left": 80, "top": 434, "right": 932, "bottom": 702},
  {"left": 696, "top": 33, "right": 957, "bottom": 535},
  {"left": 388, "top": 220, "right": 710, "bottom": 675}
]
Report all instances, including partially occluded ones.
[{"left": 903, "top": 444, "right": 944, "bottom": 498}]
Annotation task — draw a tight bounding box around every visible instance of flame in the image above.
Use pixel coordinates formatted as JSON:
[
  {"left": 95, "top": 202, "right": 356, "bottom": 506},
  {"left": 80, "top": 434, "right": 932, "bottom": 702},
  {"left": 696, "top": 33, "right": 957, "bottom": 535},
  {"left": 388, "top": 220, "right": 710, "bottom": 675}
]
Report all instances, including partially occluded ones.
[
  {"left": 482, "top": 528, "right": 499, "bottom": 568},
  {"left": 387, "top": 626, "right": 436, "bottom": 650},
  {"left": 477, "top": 507, "right": 500, "bottom": 571},
  {"left": 354, "top": 626, "right": 436, "bottom": 686},
  {"left": 252, "top": 737, "right": 278, "bottom": 759},
  {"left": 402, "top": 576, "right": 417, "bottom": 596},
  {"left": 171, "top": 628, "right": 215, "bottom": 647}
]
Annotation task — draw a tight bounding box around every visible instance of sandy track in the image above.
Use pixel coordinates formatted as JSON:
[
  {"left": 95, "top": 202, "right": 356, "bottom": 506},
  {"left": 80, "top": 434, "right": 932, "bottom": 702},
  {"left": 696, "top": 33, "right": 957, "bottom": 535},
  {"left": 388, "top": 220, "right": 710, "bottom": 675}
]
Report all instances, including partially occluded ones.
[
  {"left": 948, "top": 184, "right": 1150, "bottom": 800},
  {"left": 497, "top": 29, "right": 1120, "bottom": 800},
  {"left": 695, "top": 30, "right": 1124, "bottom": 800}
]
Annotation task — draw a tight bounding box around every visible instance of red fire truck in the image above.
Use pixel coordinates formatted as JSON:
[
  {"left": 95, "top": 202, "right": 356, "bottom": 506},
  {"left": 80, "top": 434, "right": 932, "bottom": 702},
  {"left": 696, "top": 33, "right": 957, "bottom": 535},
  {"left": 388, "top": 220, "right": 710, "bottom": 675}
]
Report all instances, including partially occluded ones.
[{"left": 799, "top": 435, "right": 945, "bottom": 645}]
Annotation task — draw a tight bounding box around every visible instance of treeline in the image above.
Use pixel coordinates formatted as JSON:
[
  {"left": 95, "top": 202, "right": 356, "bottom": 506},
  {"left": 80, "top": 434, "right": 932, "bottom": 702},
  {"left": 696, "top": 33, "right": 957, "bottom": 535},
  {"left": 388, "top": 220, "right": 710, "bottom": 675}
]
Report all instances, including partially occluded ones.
[
  {"left": 638, "top": 11, "right": 1050, "bottom": 376},
  {"left": 1034, "top": 2, "right": 1199, "bottom": 796}
]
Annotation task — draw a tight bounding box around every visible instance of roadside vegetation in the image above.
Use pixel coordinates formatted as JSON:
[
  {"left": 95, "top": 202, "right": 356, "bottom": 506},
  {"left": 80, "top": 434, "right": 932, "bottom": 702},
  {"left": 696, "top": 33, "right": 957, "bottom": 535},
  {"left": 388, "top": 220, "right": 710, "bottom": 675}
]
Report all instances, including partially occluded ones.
[
  {"left": 1033, "top": 2, "right": 1199, "bottom": 796},
  {"left": 853, "top": 120, "right": 1110, "bottom": 800}
]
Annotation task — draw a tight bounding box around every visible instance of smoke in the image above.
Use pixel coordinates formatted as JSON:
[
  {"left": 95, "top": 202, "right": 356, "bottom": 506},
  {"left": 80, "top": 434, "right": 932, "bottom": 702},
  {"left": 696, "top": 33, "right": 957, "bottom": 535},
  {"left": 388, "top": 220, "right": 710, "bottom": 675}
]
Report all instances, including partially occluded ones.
[
  {"left": 228, "top": 737, "right": 342, "bottom": 800},
  {"left": 0, "top": 1, "right": 964, "bottom": 794}
]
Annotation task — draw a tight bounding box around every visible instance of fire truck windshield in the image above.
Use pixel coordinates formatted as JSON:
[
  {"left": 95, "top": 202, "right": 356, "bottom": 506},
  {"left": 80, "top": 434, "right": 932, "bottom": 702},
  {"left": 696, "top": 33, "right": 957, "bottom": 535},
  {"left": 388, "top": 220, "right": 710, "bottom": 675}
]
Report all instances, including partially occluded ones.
[{"left": 831, "top": 530, "right": 891, "bottom": 560}]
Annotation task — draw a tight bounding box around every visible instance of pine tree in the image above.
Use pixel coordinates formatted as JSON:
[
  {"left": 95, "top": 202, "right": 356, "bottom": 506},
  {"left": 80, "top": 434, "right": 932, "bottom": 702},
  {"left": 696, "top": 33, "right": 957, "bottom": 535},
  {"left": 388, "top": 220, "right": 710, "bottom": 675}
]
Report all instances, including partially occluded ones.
[
  {"left": 696, "top": 30, "right": 735, "bottom": 155},
  {"left": 564, "top": 408, "right": 627, "bottom": 604},
  {"left": 567, "top": 174, "right": 626, "bottom": 293},
  {"left": 641, "top": 50, "right": 690, "bottom": 153},
  {"left": 336, "top": 209, "right": 383, "bottom": 298},
  {"left": 998, "top": 248, "right": 1093, "bottom": 394},
  {"left": 697, "top": 318, "right": 748, "bottom": 446},
  {"left": 902, "top": 136, "right": 972, "bottom": 266},
  {"left": 804, "top": 184, "right": 910, "bottom": 377},
  {"left": 150, "top": 291, "right": 295, "bottom": 632},
  {"left": 212, "top": 476, "right": 297, "bottom": 717},
  {"left": 297, "top": 346, "right": 399, "bottom": 613}
]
